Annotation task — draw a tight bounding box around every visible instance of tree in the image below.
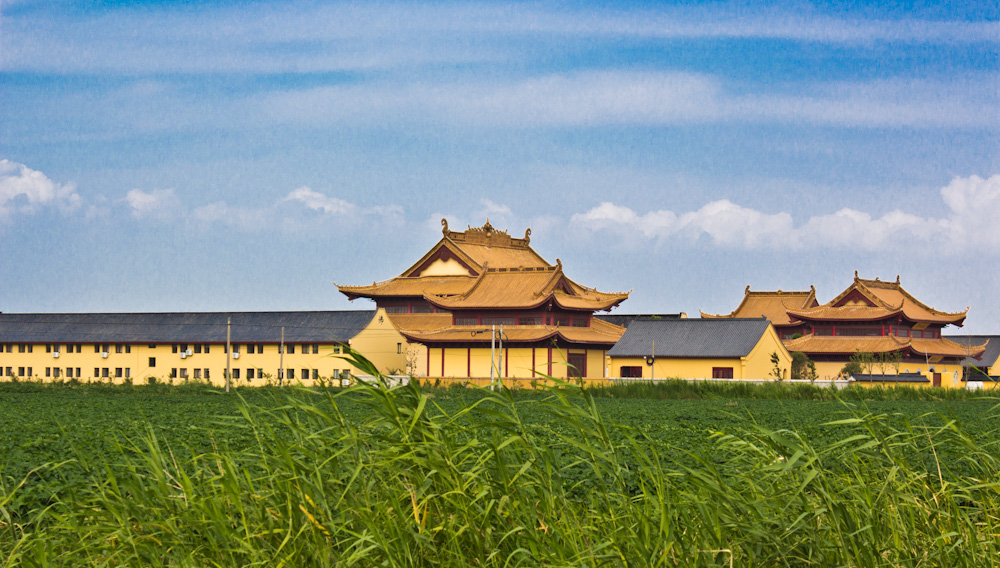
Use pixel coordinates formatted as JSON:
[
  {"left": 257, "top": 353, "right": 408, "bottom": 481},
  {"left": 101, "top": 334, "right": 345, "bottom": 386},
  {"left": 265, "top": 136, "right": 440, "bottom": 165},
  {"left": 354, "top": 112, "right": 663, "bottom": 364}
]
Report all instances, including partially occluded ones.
[
  {"left": 791, "top": 351, "right": 812, "bottom": 380},
  {"left": 850, "top": 350, "right": 876, "bottom": 375},
  {"left": 840, "top": 360, "right": 863, "bottom": 378},
  {"left": 769, "top": 352, "right": 784, "bottom": 381}
]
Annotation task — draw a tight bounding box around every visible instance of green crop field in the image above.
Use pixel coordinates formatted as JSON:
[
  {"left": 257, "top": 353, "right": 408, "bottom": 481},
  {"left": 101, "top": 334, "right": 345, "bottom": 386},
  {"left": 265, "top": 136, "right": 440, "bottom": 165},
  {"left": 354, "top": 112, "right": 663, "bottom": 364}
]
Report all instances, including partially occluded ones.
[{"left": 3, "top": 356, "right": 1000, "bottom": 566}]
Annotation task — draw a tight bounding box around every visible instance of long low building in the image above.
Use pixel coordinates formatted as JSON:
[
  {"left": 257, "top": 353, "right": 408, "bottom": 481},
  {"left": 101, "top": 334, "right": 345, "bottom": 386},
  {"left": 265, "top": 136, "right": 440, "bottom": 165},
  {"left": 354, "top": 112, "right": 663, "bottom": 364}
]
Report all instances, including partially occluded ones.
[{"left": 0, "top": 310, "right": 401, "bottom": 386}]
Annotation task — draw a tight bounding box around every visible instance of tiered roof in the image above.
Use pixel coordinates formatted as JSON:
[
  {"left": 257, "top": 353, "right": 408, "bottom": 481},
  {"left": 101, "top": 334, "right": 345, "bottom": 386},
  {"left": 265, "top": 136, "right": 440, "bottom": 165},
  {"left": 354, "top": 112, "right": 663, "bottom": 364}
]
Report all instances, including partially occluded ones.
[
  {"left": 700, "top": 286, "right": 817, "bottom": 326},
  {"left": 787, "top": 273, "right": 969, "bottom": 326},
  {"left": 388, "top": 313, "right": 626, "bottom": 345},
  {"left": 783, "top": 334, "right": 986, "bottom": 359},
  {"left": 339, "top": 219, "right": 630, "bottom": 312}
]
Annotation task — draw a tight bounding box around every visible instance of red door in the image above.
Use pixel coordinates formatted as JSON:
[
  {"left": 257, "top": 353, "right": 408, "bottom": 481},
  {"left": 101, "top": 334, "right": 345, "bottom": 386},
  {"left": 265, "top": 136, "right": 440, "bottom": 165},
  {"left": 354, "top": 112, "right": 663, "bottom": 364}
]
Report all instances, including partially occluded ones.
[
  {"left": 567, "top": 353, "right": 586, "bottom": 379},
  {"left": 933, "top": 373, "right": 941, "bottom": 387}
]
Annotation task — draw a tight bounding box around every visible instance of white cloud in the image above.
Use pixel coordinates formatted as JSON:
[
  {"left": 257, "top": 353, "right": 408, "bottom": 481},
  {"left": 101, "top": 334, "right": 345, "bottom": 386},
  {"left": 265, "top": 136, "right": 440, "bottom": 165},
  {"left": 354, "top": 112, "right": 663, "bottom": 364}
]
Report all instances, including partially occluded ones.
[
  {"left": 0, "top": 159, "right": 81, "bottom": 220},
  {"left": 124, "top": 188, "right": 181, "bottom": 221},
  {"left": 282, "top": 186, "right": 356, "bottom": 215},
  {"left": 572, "top": 175, "right": 1000, "bottom": 254},
  {"left": 192, "top": 202, "right": 269, "bottom": 231}
]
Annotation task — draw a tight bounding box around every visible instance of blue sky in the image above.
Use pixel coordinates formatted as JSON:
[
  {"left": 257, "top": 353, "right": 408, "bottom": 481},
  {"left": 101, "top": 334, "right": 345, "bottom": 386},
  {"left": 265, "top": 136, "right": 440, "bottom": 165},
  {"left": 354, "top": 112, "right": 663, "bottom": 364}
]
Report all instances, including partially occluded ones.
[{"left": 2, "top": 1, "right": 998, "bottom": 333}]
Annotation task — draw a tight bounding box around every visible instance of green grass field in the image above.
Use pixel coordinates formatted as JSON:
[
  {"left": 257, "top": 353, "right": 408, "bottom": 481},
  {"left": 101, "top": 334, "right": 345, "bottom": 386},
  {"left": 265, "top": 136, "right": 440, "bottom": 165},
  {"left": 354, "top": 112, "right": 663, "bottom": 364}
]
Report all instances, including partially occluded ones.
[{"left": 3, "top": 357, "right": 1000, "bottom": 566}]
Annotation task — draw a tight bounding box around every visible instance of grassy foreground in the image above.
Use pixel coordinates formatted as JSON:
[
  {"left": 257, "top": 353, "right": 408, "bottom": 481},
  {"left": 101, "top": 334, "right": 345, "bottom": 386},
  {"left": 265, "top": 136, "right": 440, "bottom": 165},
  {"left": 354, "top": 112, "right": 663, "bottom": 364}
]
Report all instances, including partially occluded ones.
[{"left": 3, "top": 354, "right": 1000, "bottom": 566}]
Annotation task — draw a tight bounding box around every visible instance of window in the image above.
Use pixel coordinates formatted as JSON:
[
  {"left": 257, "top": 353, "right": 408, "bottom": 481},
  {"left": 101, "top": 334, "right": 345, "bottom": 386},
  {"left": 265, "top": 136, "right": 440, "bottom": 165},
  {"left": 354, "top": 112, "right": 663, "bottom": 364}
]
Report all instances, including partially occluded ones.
[
  {"left": 170, "top": 368, "right": 177, "bottom": 379},
  {"left": 46, "top": 367, "right": 51, "bottom": 377},
  {"left": 179, "top": 368, "right": 188, "bottom": 379},
  {"left": 75, "top": 367, "right": 81, "bottom": 377},
  {"left": 115, "top": 368, "right": 123, "bottom": 378},
  {"left": 397, "top": 343, "right": 402, "bottom": 354},
  {"left": 455, "top": 317, "right": 478, "bottom": 325},
  {"left": 95, "top": 345, "right": 100, "bottom": 353},
  {"left": 384, "top": 305, "right": 407, "bottom": 313},
  {"left": 620, "top": 366, "right": 643, "bottom": 378},
  {"left": 333, "top": 345, "right": 341, "bottom": 354},
  {"left": 54, "top": 368, "right": 61, "bottom": 378},
  {"left": 894, "top": 327, "right": 910, "bottom": 337},
  {"left": 115, "top": 344, "right": 124, "bottom": 354},
  {"left": 553, "top": 316, "right": 570, "bottom": 327},
  {"left": 312, "top": 344, "right": 319, "bottom": 354},
  {"left": 125, "top": 369, "right": 130, "bottom": 378},
  {"left": 333, "top": 369, "right": 341, "bottom": 379},
  {"left": 26, "top": 367, "right": 32, "bottom": 377},
  {"left": 518, "top": 316, "right": 542, "bottom": 325},
  {"left": 204, "top": 345, "right": 209, "bottom": 354},
  {"left": 246, "top": 344, "right": 254, "bottom": 354},
  {"left": 46, "top": 344, "right": 52, "bottom": 353},
  {"left": 712, "top": 367, "right": 734, "bottom": 379},
  {"left": 125, "top": 345, "right": 131, "bottom": 353},
  {"left": 180, "top": 344, "right": 189, "bottom": 353},
  {"left": 813, "top": 327, "right": 833, "bottom": 336},
  {"left": 303, "top": 369, "right": 311, "bottom": 380},
  {"left": 172, "top": 345, "right": 178, "bottom": 353},
  {"left": 101, "top": 368, "right": 109, "bottom": 378},
  {"left": 287, "top": 369, "right": 295, "bottom": 380},
  {"left": 231, "top": 344, "right": 240, "bottom": 354},
  {"left": 571, "top": 317, "right": 589, "bottom": 327},
  {"left": 194, "top": 369, "right": 201, "bottom": 379},
  {"left": 19, "top": 344, "right": 27, "bottom": 353},
  {"left": 312, "top": 369, "right": 319, "bottom": 380},
  {"left": 94, "top": 367, "right": 100, "bottom": 378},
  {"left": 287, "top": 344, "right": 295, "bottom": 354},
  {"left": 18, "top": 367, "right": 25, "bottom": 377},
  {"left": 66, "top": 368, "right": 74, "bottom": 378},
  {"left": 4, "top": 367, "right": 11, "bottom": 377},
  {"left": 203, "top": 369, "right": 209, "bottom": 379},
  {"left": 483, "top": 317, "right": 515, "bottom": 326},
  {"left": 149, "top": 357, "right": 156, "bottom": 367},
  {"left": 194, "top": 344, "right": 202, "bottom": 354},
  {"left": 149, "top": 344, "right": 157, "bottom": 349},
  {"left": 232, "top": 369, "right": 240, "bottom": 380},
  {"left": 248, "top": 368, "right": 256, "bottom": 380}
]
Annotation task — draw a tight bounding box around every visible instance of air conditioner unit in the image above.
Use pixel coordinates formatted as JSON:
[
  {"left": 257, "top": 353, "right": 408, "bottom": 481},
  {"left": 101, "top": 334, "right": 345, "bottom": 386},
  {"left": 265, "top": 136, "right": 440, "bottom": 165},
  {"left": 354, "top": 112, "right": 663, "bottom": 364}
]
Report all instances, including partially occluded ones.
[
  {"left": 185, "top": 349, "right": 193, "bottom": 356},
  {"left": 100, "top": 352, "right": 109, "bottom": 358},
  {"left": 52, "top": 352, "right": 60, "bottom": 359},
  {"left": 232, "top": 352, "right": 240, "bottom": 360},
  {"left": 180, "top": 353, "right": 187, "bottom": 359}
]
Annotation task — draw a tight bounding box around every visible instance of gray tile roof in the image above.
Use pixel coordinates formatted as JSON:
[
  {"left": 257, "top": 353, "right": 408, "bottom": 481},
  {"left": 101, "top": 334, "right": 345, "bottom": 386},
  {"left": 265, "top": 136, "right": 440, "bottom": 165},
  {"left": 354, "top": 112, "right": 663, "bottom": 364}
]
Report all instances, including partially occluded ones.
[
  {"left": 0, "top": 311, "right": 376, "bottom": 344},
  {"left": 607, "top": 318, "right": 773, "bottom": 358},
  {"left": 945, "top": 335, "right": 1000, "bottom": 368},
  {"left": 594, "top": 314, "right": 685, "bottom": 329},
  {"left": 852, "top": 373, "right": 929, "bottom": 383}
]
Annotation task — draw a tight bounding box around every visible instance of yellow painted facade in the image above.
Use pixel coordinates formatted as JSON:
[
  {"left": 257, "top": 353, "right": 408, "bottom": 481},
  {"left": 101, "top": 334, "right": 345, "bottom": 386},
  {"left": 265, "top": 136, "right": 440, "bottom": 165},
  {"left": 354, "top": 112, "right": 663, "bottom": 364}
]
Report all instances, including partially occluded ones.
[
  {"left": 609, "top": 324, "right": 791, "bottom": 381},
  {"left": 811, "top": 360, "right": 968, "bottom": 389},
  {"left": 0, "top": 341, "right": 355, "bottom": 387}
]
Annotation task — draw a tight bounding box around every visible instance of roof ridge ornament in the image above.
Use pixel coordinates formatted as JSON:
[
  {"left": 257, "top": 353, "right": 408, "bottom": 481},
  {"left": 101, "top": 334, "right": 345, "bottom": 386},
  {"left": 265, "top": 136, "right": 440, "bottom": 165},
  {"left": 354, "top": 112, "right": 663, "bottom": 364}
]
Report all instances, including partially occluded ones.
[{"left": 441, "top": 218, "right": 449, "bottom": 235}]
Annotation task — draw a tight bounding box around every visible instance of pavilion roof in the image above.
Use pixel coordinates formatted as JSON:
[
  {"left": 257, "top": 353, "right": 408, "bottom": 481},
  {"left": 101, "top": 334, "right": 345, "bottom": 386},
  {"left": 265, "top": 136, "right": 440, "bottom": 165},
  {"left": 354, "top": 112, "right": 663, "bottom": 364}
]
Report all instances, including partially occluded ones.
[
  {"left": 700, "top": 286, "right": 817, "bottom": 326},
  {"left": 339, "top": 219, "right": 629, "bottom": 311},
  {"left": 387, "top": 312, "right": 625, "bottom": 345},
  {"left": 803, "top": 273, "right": 969, "bottom": 325},
  {"left": 783, "top": 334, "right": 985, "bottom": 358}
]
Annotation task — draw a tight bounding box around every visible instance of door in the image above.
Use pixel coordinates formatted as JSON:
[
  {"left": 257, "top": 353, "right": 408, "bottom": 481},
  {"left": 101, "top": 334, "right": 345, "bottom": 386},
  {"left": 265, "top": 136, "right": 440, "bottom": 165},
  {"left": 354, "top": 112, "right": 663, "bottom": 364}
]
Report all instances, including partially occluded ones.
[
  {"left": 567, "top": 353, "right": 586, "bottom": 379},
  {"left": 933, "top": 373, "right": 941, "bottom": 387}
]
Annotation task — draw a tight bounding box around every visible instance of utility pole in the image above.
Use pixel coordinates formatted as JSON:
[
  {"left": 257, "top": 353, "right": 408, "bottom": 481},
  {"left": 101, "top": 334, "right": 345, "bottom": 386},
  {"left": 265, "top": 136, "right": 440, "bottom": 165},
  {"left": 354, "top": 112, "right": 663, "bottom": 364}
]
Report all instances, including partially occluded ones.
[
  {"left": 498, "top": 324, "right": 504, "bottom": 389},
  {"left": 226, "top": 317, "right": 231, "bottom": 393},
  {"left": 279, "top": 326, "right": 285, "bottom": 385},
  {"left": 490, "top": 324, "right": 496, "bottom": 389}
]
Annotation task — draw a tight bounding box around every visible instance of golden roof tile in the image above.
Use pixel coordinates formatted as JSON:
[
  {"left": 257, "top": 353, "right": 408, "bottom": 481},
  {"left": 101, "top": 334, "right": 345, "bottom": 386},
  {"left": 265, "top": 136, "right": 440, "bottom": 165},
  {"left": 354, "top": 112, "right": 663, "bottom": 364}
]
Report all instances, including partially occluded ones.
[
  {"left": 823, "top": 273, "right": 969, "bottom": 325},
  {"left": 782, "top": 334, "right": 985, "bottom": 358},
  {"left": 701, "top": 286, "right": 818, "bottom": 325}
]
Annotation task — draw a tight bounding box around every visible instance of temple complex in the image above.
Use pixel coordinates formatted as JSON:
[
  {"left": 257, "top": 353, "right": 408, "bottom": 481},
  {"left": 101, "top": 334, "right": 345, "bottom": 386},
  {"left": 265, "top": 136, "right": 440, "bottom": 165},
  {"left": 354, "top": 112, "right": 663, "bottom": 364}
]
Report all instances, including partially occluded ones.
[
  {"left": 705, "top": 273, "right": 988, "bottom": 386},
  {"left": 338, "top": 219, "right": 630, "bottom": 380}
]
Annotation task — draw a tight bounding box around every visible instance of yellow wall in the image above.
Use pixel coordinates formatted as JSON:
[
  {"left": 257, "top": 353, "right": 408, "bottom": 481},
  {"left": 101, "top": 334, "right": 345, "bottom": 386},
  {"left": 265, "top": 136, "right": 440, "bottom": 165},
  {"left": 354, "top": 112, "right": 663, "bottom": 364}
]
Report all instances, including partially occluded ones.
[
  {"left": 349, "top": 308, "right": 415, "bottom": 374},
  {"left": 609, "top": 324, "right": 791, "bottom": 381},
  {"left": 0, "top": 341, "right": 358, "bottom": 387}
]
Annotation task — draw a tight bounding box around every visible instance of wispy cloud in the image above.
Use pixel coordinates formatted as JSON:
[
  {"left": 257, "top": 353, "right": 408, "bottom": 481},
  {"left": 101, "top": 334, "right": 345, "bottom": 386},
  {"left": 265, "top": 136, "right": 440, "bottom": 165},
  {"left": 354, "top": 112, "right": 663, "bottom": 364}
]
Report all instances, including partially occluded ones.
[
  {"left": 0, "top": 159, "right": 81, "bottom": 221},
  {"left": 259, "top": 71, "right": 998, "bottom": 130},
  {"left": 124, "top": 188, "right": 181, "bottom": 221},
  {"left": 572, "top": 174, "right": 1000, "bottom": 253},
  {"left": 283, "top": 186, "right": 357, "bottom": 215},
  {"left": 4, "top": 3, "right": 996, "bottom": 74}
]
